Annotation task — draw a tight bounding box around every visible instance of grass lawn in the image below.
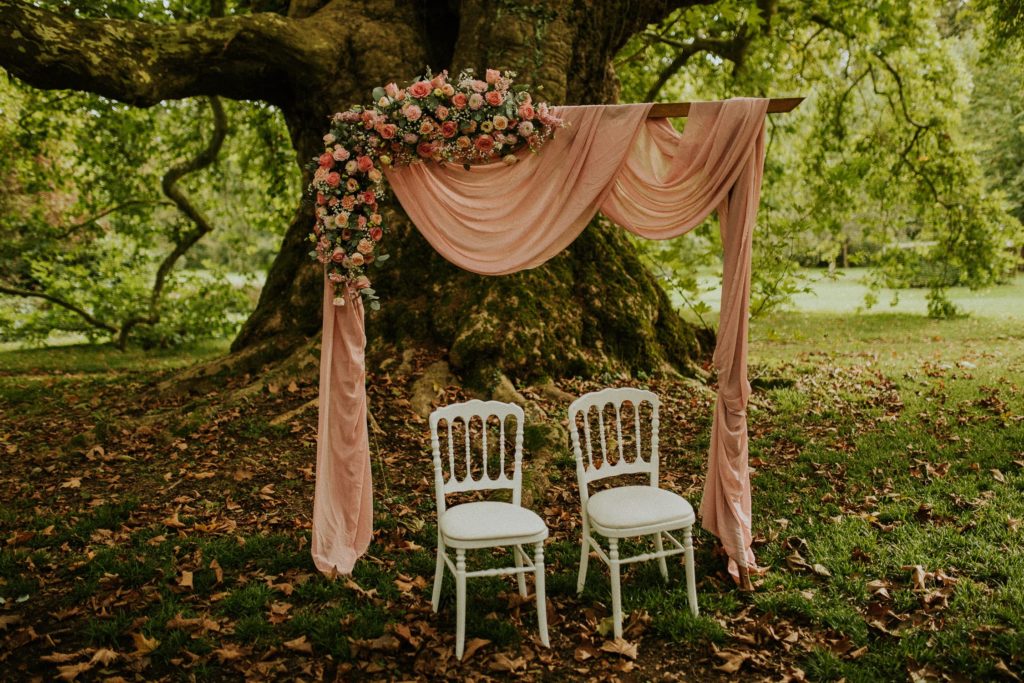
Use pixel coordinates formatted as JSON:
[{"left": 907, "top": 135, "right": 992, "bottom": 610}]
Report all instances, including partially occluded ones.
[{"left": 0, "top": 281, "right": 1022, "bottom": 680}]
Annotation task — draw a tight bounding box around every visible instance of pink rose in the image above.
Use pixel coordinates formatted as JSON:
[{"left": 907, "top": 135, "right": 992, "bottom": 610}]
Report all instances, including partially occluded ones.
[
  {"left": 403, "top": 132, "right": 419, "bottom": 144},
  {"left": 325, "top": 172, "right": 341, "bottom": 187},
  {"left": 441, "top": 120, "right": 458, "bottom": 138},
  {"left": 403, "top": 104, "right": 422, "bottom": 121},
  {"left": 361, "top": 190, "right": 377, "bottom": 205},
  {"left": 431, "top": 73, "right": 447, "bottom": 88},
  {"left": 416, "top": 141, "right": 435, "bottom": 158},
  {"left": 485, "top": 90, "right": 503, "bottom": 106},
  {"left": 318, "top": 152, "right": 334, "bottom": 168},
  {"left": 452, "top": 93, "right": 468, "bottom": 109},
  {"left": 384, "top": 82, "right": 400, "bottom": 98},
  {"left": 354, "top": 275, "right": 371, "bottom": 289},
  {"left": 346, "top": 178, "right": 359, "bottom": 192},
  {"left": 474, "top": 135, "right": 495, "bottom": 153},
  {"left": 435, "top": 105, "right": 449, "bottom": 120},
  {"left": 470, "top": 79, "right": 488, "bottom": 93},
  {"left": 518, "top": 104, "right": 535, "bottom": 120},
  {"left": 379, "top": 123, "right": 397, "bottom": 139},
  {"left": 469, "top": 93, "right": 484, "bottom": 110},
  {"left": 357, "top": 155, "right": 374, "bottom": 173},
  {"left": 409, "top": 80, "right": 432, "bottom": 98},
  {"left": 485, "top": 69, "right": 501, "bottom": 85},
  {"left": 331, "top": 247, "right": 346, "bottom": 263},
  {"left": 323, "top": 133, "right": 336, "bottom": 145},
  {"left": 316, "top": 192, "right": 327, "bottom": 205},
  {"left": 369, "top": 226, "right": 383, "bottom": 241},
  {"left": 518, "top": 121, "right": 535, "bottom": 136},
  {"left": 328, "top": 272, "right": 345, "bottom": 283},
  {"left": 357, "top": 238, "right": 375, "bottom": 255},
  {"left": 357, "top": 215, "right": 367, "bottom": 228},
  {"left": 332, "top": 147, "right": 351, "bottom": 162},
  {"left": 361, "top": 110, "right": 377, "bottom": 128}
]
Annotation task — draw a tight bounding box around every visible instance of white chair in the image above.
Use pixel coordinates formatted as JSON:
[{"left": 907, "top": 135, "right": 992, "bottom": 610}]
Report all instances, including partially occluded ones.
[
  {"left": 569, "top": 388, "right": 698, "bottom": 639},
  {"left": 429, "top": 400, "right": 549, "bottom": 659}
]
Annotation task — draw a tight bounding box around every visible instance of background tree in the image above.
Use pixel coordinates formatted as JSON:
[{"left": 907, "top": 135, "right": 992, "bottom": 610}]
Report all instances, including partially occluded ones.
[{"left": 1, "top": 0, "right": 712, "bottom": 388}]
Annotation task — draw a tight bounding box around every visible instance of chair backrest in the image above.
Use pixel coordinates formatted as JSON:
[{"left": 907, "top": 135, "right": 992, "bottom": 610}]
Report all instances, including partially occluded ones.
[
  {"left": 568, "top": 388, "right": 660, "bottom": 502},
  {"left": 429, "top": 400, "right": 525, "bottom": 514}
]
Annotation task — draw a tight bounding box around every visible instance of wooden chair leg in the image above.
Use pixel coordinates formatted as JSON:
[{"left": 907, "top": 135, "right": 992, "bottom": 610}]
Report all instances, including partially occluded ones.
[
  {"left": 683, "top": 526, "right": 699, "bottom": 616},
  {"left": 608, "top": 538, "right": 623, "bottom": 639},
  {"left": 432, "top": 534, "right": 445, "bottom": 612},
  {"left": 653, "top": 532, "right": 668, "bottom": 581},
  {"left": 577, "top": 520, "right": 590, "bottom": 595},
  {"left": 534, "top": 542, "right": 549, "bottom": 647},
  {"left": 455, "top": 549, "right": 467, "bottom": 659},
  {"left": 514, "top": 545, "right": 527, "bottom": 597}
]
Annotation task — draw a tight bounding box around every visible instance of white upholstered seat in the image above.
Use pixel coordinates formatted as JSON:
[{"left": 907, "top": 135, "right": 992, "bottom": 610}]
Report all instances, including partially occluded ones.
[
  {"left": 440, "top": 501, "right": 548, "bottom": 545},
  {"left": 587, "top": 486, "right": 695, "bottom": 534}
]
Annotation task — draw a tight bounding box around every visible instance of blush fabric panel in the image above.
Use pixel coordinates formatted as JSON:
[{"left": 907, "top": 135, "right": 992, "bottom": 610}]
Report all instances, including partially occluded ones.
[{"left": 313, "top": 98, "right": 769, "bottom": 578}]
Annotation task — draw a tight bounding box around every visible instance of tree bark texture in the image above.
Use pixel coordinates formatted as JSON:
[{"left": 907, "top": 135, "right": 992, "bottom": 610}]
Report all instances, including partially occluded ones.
[{"left": 0, "top": 0, "right": 710, "bottom": 383}]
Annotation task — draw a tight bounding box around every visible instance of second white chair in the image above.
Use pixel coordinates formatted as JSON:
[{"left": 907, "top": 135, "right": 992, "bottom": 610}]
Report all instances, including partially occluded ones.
[
  {"left": 429, "top": 400, "right": 549, "bottom": 659},
  {"left": 569, "top": 388, "right": 699, "bottom": 639}
]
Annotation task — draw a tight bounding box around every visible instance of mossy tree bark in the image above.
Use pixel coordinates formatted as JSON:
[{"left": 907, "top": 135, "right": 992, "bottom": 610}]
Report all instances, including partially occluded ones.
[{"left": 0, "top": 0, "right": 707, "bottom": 383}]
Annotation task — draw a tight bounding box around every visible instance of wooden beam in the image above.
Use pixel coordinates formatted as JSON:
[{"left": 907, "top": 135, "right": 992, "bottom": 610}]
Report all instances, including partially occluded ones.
[{"left": 647, "top": 97, "right": 803, "bottom": 118}]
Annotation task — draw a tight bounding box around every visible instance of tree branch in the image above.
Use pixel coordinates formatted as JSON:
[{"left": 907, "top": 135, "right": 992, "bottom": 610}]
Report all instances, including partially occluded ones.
[
  {"left": 117, "top": 96, "right": 229, "bottom": 348},
  {"left": 0, "top": 1, "right": 318, "bottom": 106},
  {"left": 61, "top": 200, "right": 176, "bottom": 237},
  {"left": 0, "top": 284, "right": 118, "bottom": 334}
]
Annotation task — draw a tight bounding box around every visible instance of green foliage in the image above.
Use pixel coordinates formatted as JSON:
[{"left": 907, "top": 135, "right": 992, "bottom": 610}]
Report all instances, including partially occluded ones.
[
  {"left": 0, "top": 72, "right": 298, "bottom": 347},
  {"left": 616, "top": 0, "right": 1024, "bottom": 315}
]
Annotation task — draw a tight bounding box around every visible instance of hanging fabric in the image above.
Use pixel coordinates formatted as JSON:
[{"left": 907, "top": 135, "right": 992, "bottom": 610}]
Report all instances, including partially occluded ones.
[{"left": 313, "top": 98, "right": 768, "bottom": 578}]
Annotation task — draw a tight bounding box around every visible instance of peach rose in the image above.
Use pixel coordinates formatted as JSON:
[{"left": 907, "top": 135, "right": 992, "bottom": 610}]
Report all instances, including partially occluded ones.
[
  {"left": 416, "top": 141, "right": 435, "bottom": 158},
  {"left": 332, "top": 146, "right": 351, "bottom": 161},
  {"left": 345, "top": 160, "right": 358, "bottom": 174},
  {"left": 469, "top": 93, "right": 484, "bottom": 110},
  {"left": 369, "top": 226, "right": 383, "bottom": 241},
  {"left": 361, "top": 190, "right": 377, "bottom": 204},
  {"left": 325, "top": 172, "right": 341, "bottom": 187},
  {"left": 368, "top": 169, "right": 382, "bottom": 182},
  {"left": 331, "top": 247, "right": 346, "bottom": 263},
  {"left": 341, "top": 195, "right": 356, "bottom": 210},
  {"left": 354, "top": 275, "right": 371, "bottom": 289},
  {"left": 474, "top": 135, "right": 495, "bottom": 153},
  {"left": 379, "top": 123, "right": 397, "bottom": 139},
  {"left": 408, "top": 80, "right": 432, "bottom": 98},
  {"left": 452, "top": 93, "right": 468, "bottom": 109},
  {"left": 403, "top": 104, "right": 422, "bottom": 121},
  {"left": 485, "top": 90, "right": 503, "bottom": 106},
  {"left": 518, "top": 103, "right": 535, "bottom": 120},
  {"left": 442, "top": 83, "right": 455, "bottom": 97},
  {"left": 356, "top": 155, "right": 374, "bottom": 173},
  {"left": 318, "top": 152, "right": 334, "bottom": 167},
  {"left": 435, "top": 105, "right": 449, "bottom": 120},
  {"left": 441, "top": 120, "right": 458, "bottom": 138},
  {"left": 357, "top": 238, "right": 374, "bottom": 255},
  {"left": 485, "top": 69, "right": 501, "bottom": 84},
  {"left": 384, "top": 82, "right": 400, "bottom": 98},
  {"left": 346, "top": 178, "right": 359, "bottom": 192},
  {"left": 456, "top": 136, "right": 472, "bottom": 149},
  {"left": 350, "top": 252, "right": 365, "bottom": 266},
  {"left": 492, "top": 115, "right": 508, "bottom": 130}
]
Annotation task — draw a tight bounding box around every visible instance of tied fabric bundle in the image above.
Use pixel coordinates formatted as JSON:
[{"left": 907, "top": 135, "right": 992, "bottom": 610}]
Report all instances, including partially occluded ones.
[{"left": 313, "top": 98, "right": 768, "bottom": 578}]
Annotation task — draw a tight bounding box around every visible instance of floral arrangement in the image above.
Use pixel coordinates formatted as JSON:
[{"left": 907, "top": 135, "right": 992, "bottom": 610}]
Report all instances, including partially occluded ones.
[{"left": 308, "top": 68, "right": 564, "bottom": 309}]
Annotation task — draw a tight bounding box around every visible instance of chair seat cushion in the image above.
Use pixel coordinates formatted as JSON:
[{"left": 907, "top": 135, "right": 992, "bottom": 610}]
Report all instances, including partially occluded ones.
[
  {"left": 440, "top": 501, "right": 548, "bottom": 542},
  {"left": 587, "top": 486, "right": 695, "bottom": 532}
]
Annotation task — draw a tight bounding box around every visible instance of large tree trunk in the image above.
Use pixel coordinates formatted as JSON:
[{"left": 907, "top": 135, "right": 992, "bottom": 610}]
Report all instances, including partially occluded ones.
[
  {"left": 0, "top": 0, "right": 707, "bottom": 383},
  {"left": 230, "top": 0, "right": 702, "bottom": 385}
]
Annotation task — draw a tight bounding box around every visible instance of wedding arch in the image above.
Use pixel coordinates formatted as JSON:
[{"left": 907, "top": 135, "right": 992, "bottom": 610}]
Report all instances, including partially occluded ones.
[{"left": 309, "top": 74, "right": 801, "bottom": 586}]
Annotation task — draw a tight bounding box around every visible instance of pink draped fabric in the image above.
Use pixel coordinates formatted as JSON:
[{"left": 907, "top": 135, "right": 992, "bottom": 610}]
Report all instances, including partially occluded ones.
[
  {"left": 312, "top": 280, "right": 372, "bottom": 575},
  {"left": 314, "top": 98, "right": 768, "bottom": 576}
]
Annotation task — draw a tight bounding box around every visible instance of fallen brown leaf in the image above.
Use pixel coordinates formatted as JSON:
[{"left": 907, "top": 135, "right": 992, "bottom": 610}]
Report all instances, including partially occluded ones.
[{"left": 283, "top": 635, "right": 313, "bottom": 654}]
